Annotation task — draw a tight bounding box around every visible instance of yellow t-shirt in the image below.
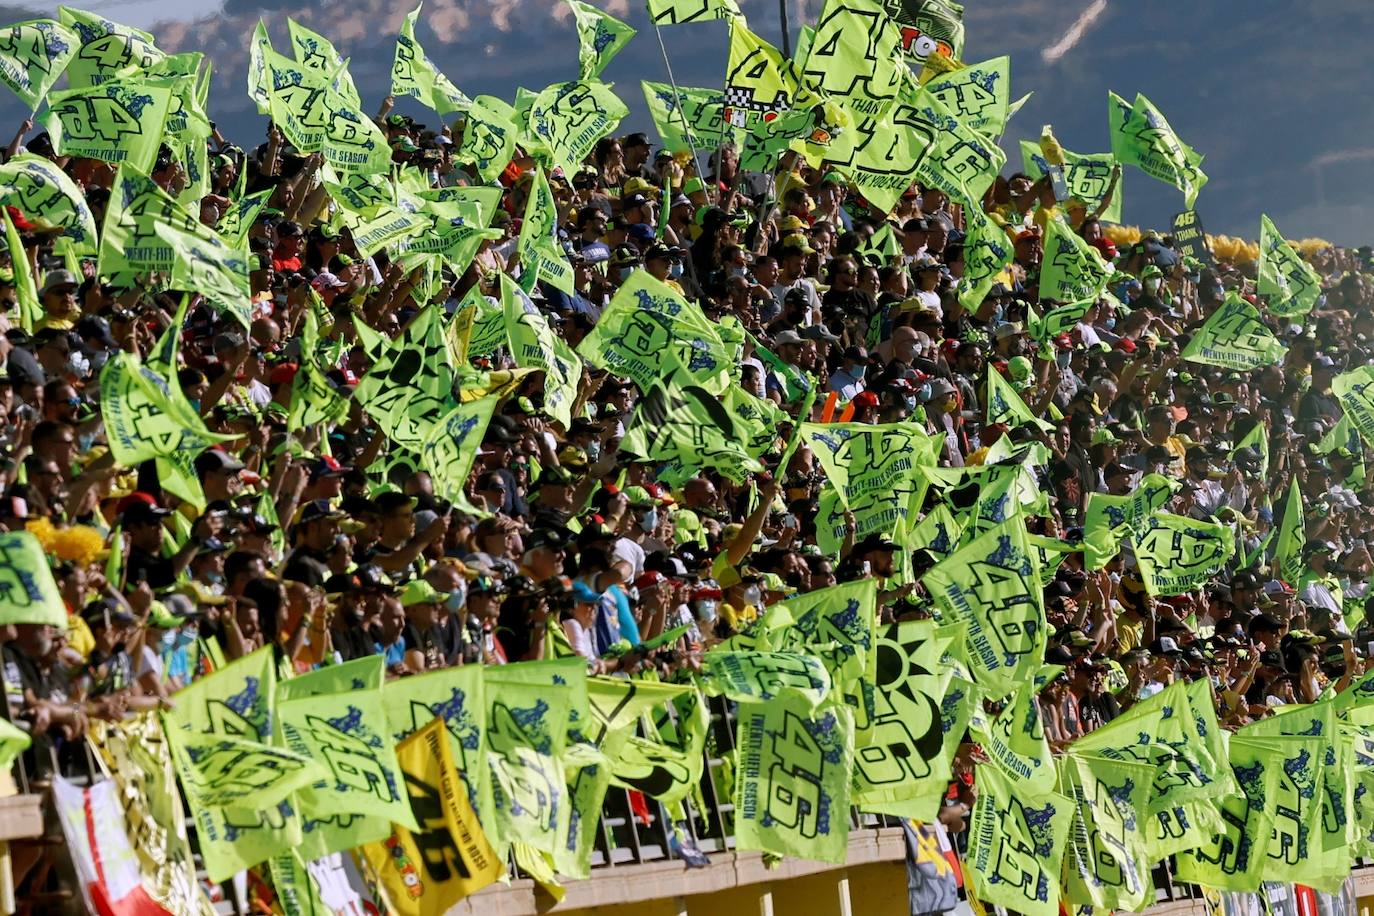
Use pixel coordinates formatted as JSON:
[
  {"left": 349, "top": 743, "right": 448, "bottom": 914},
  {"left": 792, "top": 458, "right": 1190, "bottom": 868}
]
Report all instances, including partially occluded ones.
[
  {"left": 1114, "top": 617, "right": 1143, "bottom": 656},
  {"left": 719, "top": 601, "right": 759, "bottom": 633},
  {"left": 66, "top": 612, "right": 95, "bottom": 661}
]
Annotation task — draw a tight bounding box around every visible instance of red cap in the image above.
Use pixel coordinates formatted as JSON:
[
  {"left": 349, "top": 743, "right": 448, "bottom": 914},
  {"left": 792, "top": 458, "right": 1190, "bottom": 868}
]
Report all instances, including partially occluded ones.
[
  {"left": 1053, "top": 333, "right": 1074, "bottom": 350},
  {"left": 1116, "top": 338, "right": 1138, "bottom": 353},
  {"left": 268, "top": 363, "right": 299, "bottom": 386},
  {"left": 634, "top": 572, "right": 665, "bottom": 591},
  {"left": 114, "top": 491, "right": 159, "bottom": 515},
  {"left": 854, "top": 391, "right": 879, "bottom": 408},
  {"left": 5, "top": 207, "right": 33, "bottom": 232},
  {"left": 1090, "top": 237, "right": 1118, "bottom": 259}
]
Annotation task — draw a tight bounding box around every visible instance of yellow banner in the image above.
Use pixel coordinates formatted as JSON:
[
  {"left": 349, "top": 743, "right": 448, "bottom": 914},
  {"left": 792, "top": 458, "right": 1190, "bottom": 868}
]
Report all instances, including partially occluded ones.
[{"left": 359, "top": 718, "right": 502, "bottom": 915}]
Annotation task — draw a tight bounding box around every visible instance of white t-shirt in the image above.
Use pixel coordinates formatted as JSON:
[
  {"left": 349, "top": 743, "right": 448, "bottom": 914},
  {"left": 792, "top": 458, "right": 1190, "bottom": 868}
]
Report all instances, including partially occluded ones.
[{"left": 613, "top": 537, "right": 647, "bottom": 580}]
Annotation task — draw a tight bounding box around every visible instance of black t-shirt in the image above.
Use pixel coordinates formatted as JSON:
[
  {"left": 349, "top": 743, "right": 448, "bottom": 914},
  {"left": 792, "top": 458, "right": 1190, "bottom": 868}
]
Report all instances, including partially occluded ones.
[
  {"left": 430, "top": 615, "right": 464, "bottom": 666},
  {"left": 401, "top": 622, "right": 444, "bottom": 671},
  {"left": 126, "top": 546, "right": 175, "bottom": 590},
  {"left": 329, "top": 615, "right": 373, "bottom": 663},
  {"left": 282, "top": 548, "right": 330, "bottom": 588}
]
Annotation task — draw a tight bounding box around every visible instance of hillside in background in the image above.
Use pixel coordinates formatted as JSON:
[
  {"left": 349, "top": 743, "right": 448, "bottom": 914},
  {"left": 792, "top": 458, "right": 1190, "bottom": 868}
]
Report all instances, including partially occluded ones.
[{"left": 7, "top": 0, "right": 1373, "bottom": 244}]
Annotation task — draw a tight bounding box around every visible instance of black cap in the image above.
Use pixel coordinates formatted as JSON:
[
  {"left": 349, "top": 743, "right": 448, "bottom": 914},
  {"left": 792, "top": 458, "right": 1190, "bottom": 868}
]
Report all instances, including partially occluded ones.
[
  {"left": 526, "top": 527, "right": 572, "bottom": 551},
  {"left": 75, "top": 316, "right": 117, "bottom": 348},
  {"left": 853, "top": 533, "right": 900, "bottom": 554}
]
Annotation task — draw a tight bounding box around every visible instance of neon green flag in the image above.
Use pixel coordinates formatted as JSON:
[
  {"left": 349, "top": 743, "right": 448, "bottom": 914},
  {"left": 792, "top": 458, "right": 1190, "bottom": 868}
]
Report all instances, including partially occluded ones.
[
  {"left": 457, "top": 95, "right": 518, "bottom": 183},
  {"left": 0, "top": 20, "right": 78, "bottom": 111},
  {"left": 501, "top": 273, "right": 581, "bottom": 427},
  {"left": 798, "top": 0, "right": 903, "bottom": 119},
  {"left": 1028, "top": 297, "right": 1094, "bottom": 344},
  {"left": 287, "top": 305, "right": 349, "bottom": 431},
  {"left": 801, "top": 421, "right": 939, "bottom": 509},
  {"left": 947, "top": 462, "right": 1042, "bottom": 544},
  {"left": 720, "top": 382, "right": 786, "bottom": 458},
  {"left": 58, "top": 8, "right": 163, "bottom": 87},
  {"left": 647, "top": 0, "right": 740, "bottom": 23},
  {"left": 621, "top": 686, "right": 708, "bottom": 807},
  {"left": 852, "top": 619, "right": 952, "bottom": 813},
  {"left": 703, "top": 650, "right": 832, "bottom": 710},
  {"left": 824, "top": 90, "right": 934, "bottom": 215},
  {"left": 0, "top": 531, "right": 68, "bottom": 627},
  {"left": 482, "top": 659, "right": 584, "bottom": 857},
  {"left": 723, "top": 22, "right": 794, "bottom": 134},
  {"left": 575, "top": 269, "right": 731, "bottom": 394},
  {"left": 737, "top": 96, "right": 839, "bottom": 173},
  {"left": 1107, "top": 91, "right": 1207, "bottom": 207},
  {"left": 0, "top": 154, "right": 99, "bottom": 255},
  {"left": 419, "top": 396, "right": 499, "bottom": 510},
  {"left": 1345, "top": 725, "right": 1374, "bottom": 858},
  {"left": 392, "top": 4, "right": 471, "bottom": 114},
  {"left": 221, "top": 189, "right": 269, "bottom": 248},
  {"left": 641, "top": 81, "right": 726, "bottom": 154},
  {"left": 1274, "top": 477, "right": 1306, "bottom": 584},
  {"left": 734, "top": 696, "right": 854, "bottom": 864},
  {"left": 164, "top": 647, "right": 301, "bottom": 883},
  {"left": 457, "top": 289, "right": 507, "bottom": 359},
  {"left": 160, "top": 224, "right": 252, "bottom": 328},
  {"left": 1020, "top": 141, "right": 1122, "bottom": 224},
  {"left": 528, "top": 80, "right": 628, "bottom": 179},
  {"left": 1257, "top": 213, "right": 1321, "bottom": 317},
  {"left": 922, "top": 517, "right": 1045, "bottom": 699},
  {"left": 1243, "top": 700, "right": 1352, "bottom": 885},
  {"left": 966, "top": 763, "right": 1073, "bottom": 916},
  {"left": 1082, "top": 473, "right": 1179, "bottom": 569},
  {"left": 247, "top": 20, "right": 271, "bottom": 113},
  {"left": 972, "top": 664, "right": 1059, "bottom": 793},
  {"left": 620, "top": 379, "right": 763, "bottom": 483},
  {"left": 1333, "top": 365, "right": 1374, "bottom": 447},
  {"left": 1073, "top": 681, "right": 1231, "bottom": 859},
  {"left": 1181, "top": 292, "right": 1287, "bottom": 369},
  {"left": 319, "top": 83, "right": 393, "bottom": 176},
  {"left": 858, "top": 221, "right": 902, "bottom": 266},
  {"left": 925, "top": 56, "right": 1012, "bottom": 137},
  {"left": 99, "top": 163, "right": 219, "bottom": 278},
  {"left": 1059, "top": 752, "right": 1156, "bottom": 910},
  {"left": 911, "top": 83, "right": 1005, "bottom": 210},
  {"left": 515, "top": 167, "right": 574, "bottom": 294},
  {"left": 285, "top": 18, "right": 359, "bottom": 103},
  {"left": 567, "top": 0, "right": 636, "bottom": 80},
  {"left": 1236, "top": 706, "right": 1336, "bottom": 884},
  {"left": 958, "top": 204, "right": 1014, "bottom": 311},
  {"left": 2, "top": 208, "right": 40, "bottom": 333},
  {"left": 803, "top": 421, "right": 938, "bottom": 554},
  {"left": 263, "top": 46, "right": 337, "bottom": 153},
  {"left": 277, "top": 655, "right": 417, "bottom": 857},
  {"left": 99, "top": 352, "right": 228, "bottom": 468},
  {"left": 986, "top": 365, "right": 1052, "bottom": 432},
  {"left": 1039, "top": 216, "right": 1114, "bottom": 303},
  {"left": 1174, "top": 735, "right": 1307, "bottom": 891},
  {"left": 44, "top": 79, "right": 172, "bottom": 172},
  {"left": 354, "top": 306, "right": 458, "bottom": 453},
  {"left": 906, "top": 504, "right": 963, "bottom": 560},
  {"left": 1131, "top": 511, "right": 1233, "bottom": 596},
  {"left": 170, "top": 734, "right": 326, "bottom": 812},
  {"left": 397, "top": 198, "right": 500, "bottom": 273}
]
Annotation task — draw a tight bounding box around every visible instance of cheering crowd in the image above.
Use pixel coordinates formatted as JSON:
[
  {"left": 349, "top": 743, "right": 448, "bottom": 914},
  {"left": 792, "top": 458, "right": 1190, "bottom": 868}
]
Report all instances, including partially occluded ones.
[{"left": 0, "top": 9, "right": 1368, "bottom": 913}]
